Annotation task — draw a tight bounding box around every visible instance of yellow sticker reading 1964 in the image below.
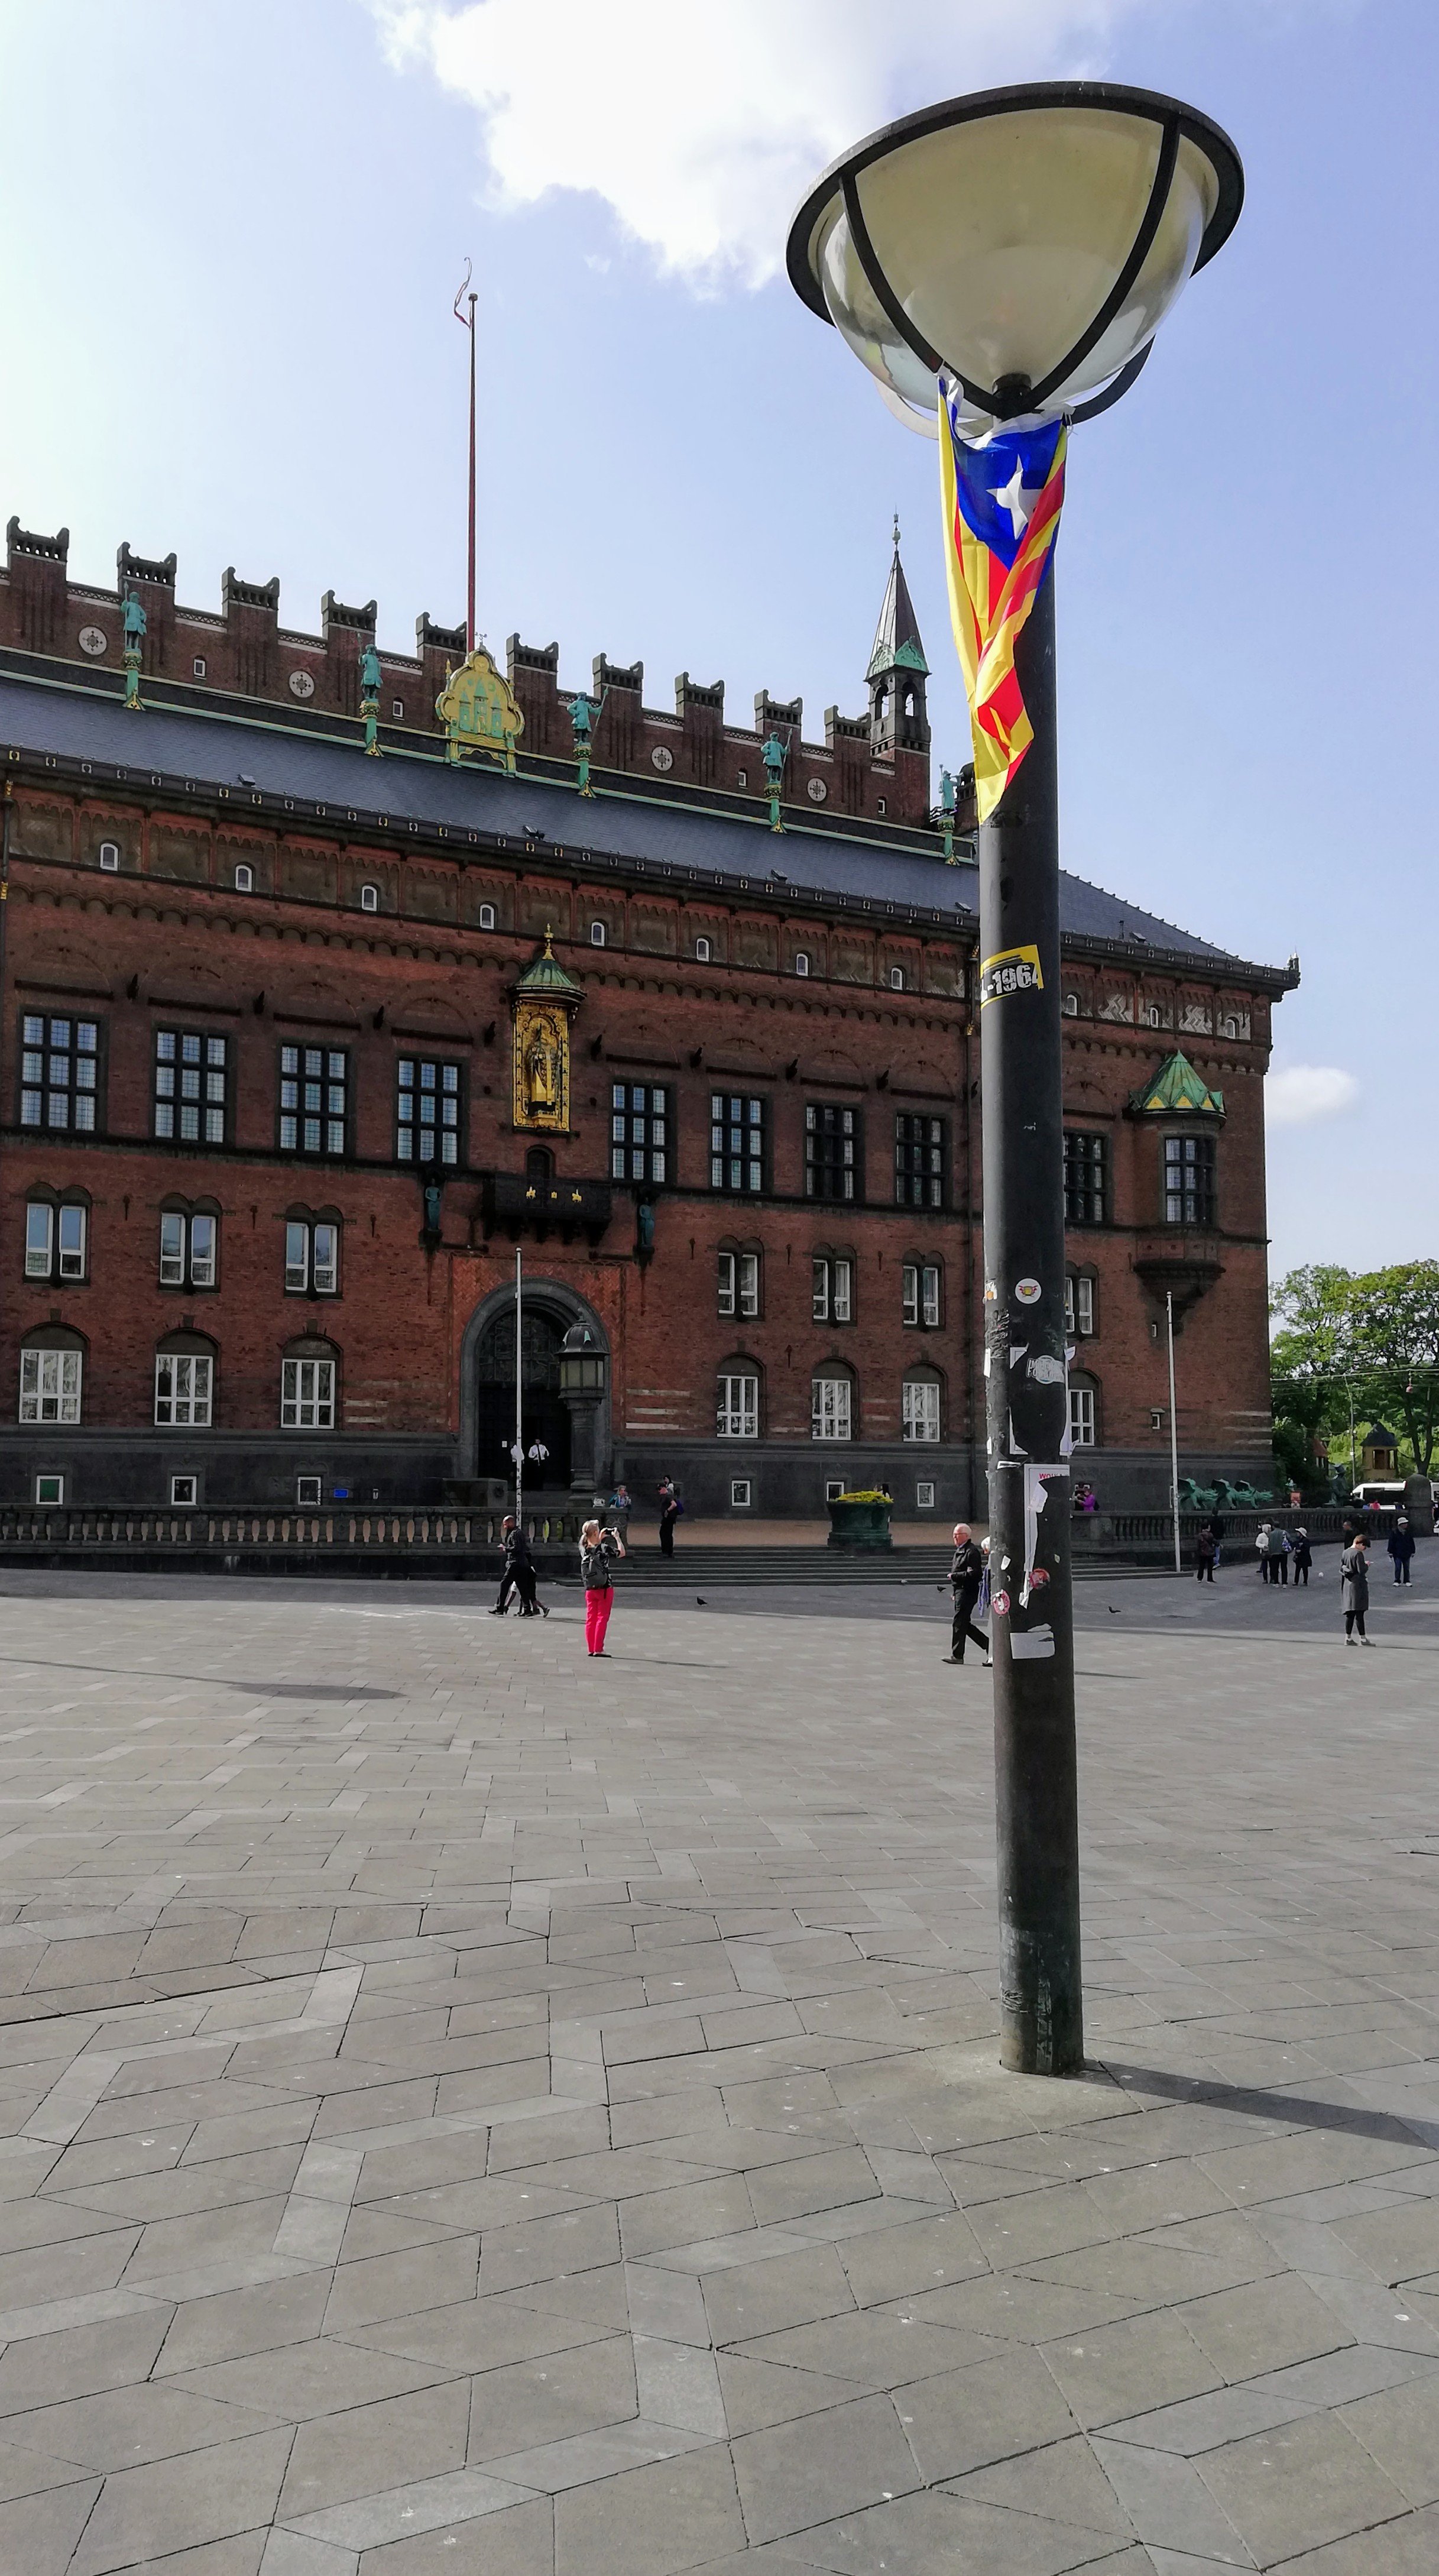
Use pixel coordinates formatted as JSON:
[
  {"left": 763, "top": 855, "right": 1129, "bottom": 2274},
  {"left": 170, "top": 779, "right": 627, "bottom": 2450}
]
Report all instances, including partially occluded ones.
[{"left": 979, "top": 943, "right": 1044, "bottom": 1006}]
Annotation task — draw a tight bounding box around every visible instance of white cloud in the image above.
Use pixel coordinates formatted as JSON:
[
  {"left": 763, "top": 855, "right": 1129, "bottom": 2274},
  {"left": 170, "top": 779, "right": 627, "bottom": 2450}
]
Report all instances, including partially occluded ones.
[
  {"left": 1268, "top": 1065, "right": 1360, "bottom": 1128},
  {"left": 367, "top": 0, "right": 1145, "bottom": 290}
]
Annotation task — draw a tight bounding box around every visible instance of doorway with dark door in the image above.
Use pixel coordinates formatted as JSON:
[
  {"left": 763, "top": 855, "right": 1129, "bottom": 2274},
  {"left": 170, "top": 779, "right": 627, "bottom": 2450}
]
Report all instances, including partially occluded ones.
[{"left": 473, "top": 1303, "right": 572, "bottom": 1488}]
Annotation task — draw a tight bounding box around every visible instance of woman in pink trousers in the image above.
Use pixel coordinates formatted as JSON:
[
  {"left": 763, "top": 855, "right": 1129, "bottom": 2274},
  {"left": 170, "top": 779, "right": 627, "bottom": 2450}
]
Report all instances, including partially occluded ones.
[{"left": 580, "top": 1517, "right": 625, "bottom": 1656}]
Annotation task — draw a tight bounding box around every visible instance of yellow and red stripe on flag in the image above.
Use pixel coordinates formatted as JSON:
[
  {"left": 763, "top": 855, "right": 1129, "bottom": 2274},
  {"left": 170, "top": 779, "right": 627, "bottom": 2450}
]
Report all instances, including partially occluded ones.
[{"left": 938, "top": 386, "right": 1067, "bottom": 824}]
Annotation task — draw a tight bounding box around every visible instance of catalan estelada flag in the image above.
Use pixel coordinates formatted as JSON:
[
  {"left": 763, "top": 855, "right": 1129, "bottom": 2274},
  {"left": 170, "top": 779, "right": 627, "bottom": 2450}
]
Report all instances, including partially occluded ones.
[{"left": 938, "top": 383, "right": 1067, "bottom": 824}]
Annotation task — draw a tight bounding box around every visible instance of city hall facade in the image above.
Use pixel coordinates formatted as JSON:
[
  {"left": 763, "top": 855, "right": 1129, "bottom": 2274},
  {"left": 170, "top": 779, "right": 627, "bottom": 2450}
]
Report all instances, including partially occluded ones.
[{"left": 0, "top": 514, "right": 1295, "bottom": 1520}]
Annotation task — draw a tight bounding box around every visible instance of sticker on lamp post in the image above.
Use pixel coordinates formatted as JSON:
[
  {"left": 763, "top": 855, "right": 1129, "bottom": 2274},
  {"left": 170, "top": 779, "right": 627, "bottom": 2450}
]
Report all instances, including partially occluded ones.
[{"left": 980, "top": 944, "right": 1043, "bottom": 1005}]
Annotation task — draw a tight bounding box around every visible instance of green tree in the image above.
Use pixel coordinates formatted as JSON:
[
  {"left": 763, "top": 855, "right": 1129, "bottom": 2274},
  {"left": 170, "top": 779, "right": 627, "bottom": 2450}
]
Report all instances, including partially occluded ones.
[
  {"left": 1345, "top": 1262, "right": 1439, "bottom": 1475},
  {"left": 1270, "top": 1265, "right": 1355, "bottom": 1482},
  {"left": 1270, "top": 1260, "right": 1439, "bottom": 1480}
]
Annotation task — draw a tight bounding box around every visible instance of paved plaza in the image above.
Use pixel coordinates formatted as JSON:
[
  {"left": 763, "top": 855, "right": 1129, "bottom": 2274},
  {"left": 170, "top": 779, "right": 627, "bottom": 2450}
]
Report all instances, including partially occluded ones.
[{"left": 0, "top": 1561, "right": 1437, "bottom": 2574}]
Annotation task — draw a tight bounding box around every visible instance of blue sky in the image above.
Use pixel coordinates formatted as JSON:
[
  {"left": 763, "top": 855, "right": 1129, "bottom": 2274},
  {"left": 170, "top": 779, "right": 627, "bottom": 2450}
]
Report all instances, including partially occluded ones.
[{"left": 0, "top": 0, "right": 1431, "bottom": 1281}]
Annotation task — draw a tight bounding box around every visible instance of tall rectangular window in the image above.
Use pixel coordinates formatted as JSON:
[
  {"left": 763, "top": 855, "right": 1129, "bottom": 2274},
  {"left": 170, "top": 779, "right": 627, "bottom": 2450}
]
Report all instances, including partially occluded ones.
[
  {"left": 611, "top": 1083, "right": 669, "bottom": 1185},
  {"left": 286, "top": 1221, "right": 339, "bottom": 1295},
  {"left": 1065, "top": 1275, "right": 1095, "bottom": 1337},
  {"left": 1069, "top": 1385, "right": 1097, "bottom": 1447},
  {"left": 160, "top": 1211, "right": 217, "bottom": 1290},
  {"left": 718, "top": 1251, "right": 759, "bottom": 1319},
  {"left": 711, "top": 1095, "right": 764, "bottom": 1193},
  {"left": 902, "top": 1262, "right": 941, "bottom": 1328},
  {"left": 282, "top": 1357, "right": 336, "bottom": 1428},
  {"left": 811, "top": 1376, "right": 852, "bottom": 1440},
  {"left": 806, "top": 1103, "right": 858, "bottom": 1203},
  {"left": 24, "top": 1203, "right": 87, "bottom": 1283},
  {"left": 155, "top": 1030, "right": 228, "bottom": 1145},
  {"left": 1063, "top": 1131, "right": 1107, "bottom": 1225},
  {"left": 20, "top": 1015, "right": 99, "bottom": 1132},
  {"left": 717, "top": 1373, "right": 759, "bottom": 1438},
  {"left": 812, "top": 1255, "right": 853, "bottom": 1323},
  {"left": 280, "top": 1047, "right": 348, "bottom": 1156},
  {"left": 397, "top": 1059, "right": 462, "bottom": 1166},
  {"left": 903, "top": 1380, "right": 941, "bottom": 1442},
  {"left": 20, "top": 1348, "right": 82, "bottom": 1423},
  {"left": 1164, "top": 1134, "right": 1216, "bottom": 1227},
  {"left": 895, "top": 1113, "right": 945, "bottom": 1208},
  {"left": 155, "top": 1354, "right": 213, "bottom": 1428}
]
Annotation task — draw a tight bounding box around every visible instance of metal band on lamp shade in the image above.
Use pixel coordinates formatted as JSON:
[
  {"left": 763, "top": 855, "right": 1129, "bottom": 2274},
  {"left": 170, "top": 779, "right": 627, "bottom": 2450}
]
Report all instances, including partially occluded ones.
[{"left": 787, "top": 82, "right": 1243, "bottom": 431}]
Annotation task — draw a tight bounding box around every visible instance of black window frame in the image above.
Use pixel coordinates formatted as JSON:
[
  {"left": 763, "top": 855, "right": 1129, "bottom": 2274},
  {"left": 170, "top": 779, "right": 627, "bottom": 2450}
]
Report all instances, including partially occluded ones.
[
  {"left": 1063, "top": 1130, "right": 1108, "bottom": 1227},
  {"left": 894, "top": 1111, "right": 946, "bottom": 1210},
  {"left": 396, "top": 1056, "right": 464, "bottom": 1170},
  {"left": 805, "top": 1101, "right": 860, "bottom": 1205},
  {"left": 153, "top": 1026, "right": 230, "bottom": 1148},
  {"left": 1163, "top": 1131, "right": 1217, "bottom": 1228},
  {"left": 18, "top": 1012, "right": 102, "bottom": 1137},
  {"left": 278, "top": 1042, "right": 350, "bottom": 1158},
  {"left": 610, "top": 1080, "right": 670, "bottom": 1187},
  {"left": 710, "top": 1093, "right": 766, "bottom": 1196}
]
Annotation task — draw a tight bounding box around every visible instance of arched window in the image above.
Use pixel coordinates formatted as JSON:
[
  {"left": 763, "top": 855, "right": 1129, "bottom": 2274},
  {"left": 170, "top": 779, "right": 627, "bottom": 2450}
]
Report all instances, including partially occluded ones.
[
  {"left": 902, "top": 1366, "right": 942, "bottom": 1443},
  {"left": 478, "top": 902, "right": 497, "bottom": 930},
  {"left": 718, "top": 1244, "right": 761, "bottom": 1319},
  {"left": 811, "top": 1363, "right": 854, "bottom": 1442},
  {"left": 1065, "top": 1267, "right": 1098, "bottom": 1339},
  {"left": 717, "top": 1363, "right": 760, "bottom": 1439},
  {"left": 1064, "top": 992, "right": 1079, "bottom": 1016},
  {"left": 902, "top": 1258, "right": 941, "bottom": 1329},
  {"left": 1068, "top": 1370, "right": 1100, "bottom": 1449},
  {"left": 284, "top": 1207, "right": 339, "bottom": 1296},
  {"left": 24, "top": 1187, "right": 90, "bottom": 1285},
  {"left": 812, "top": 1249, "right": 853, "bottom": 1324},
  {"left": 889, "top": 965, "right": 906, "bottom": 991},
  {"left": 360, "top": 884, "right": 380, "bottom": 913},
  {"left": 525, "top": 1146, "right": 555, "bottom": 1185},
  {"left": 155, "top": 1332, "right": 216, "bottom": 1428},
  {"left": 281, "top": 1335, "right": 339, "bottom": 1431},
  {"left": 234, "top": 862, "right": 254, "bottom": 894},
  {"left": 19, "top": 1327, "right": 85, "bottom": 1424},
  {"left": 590, "top": 921, "right": 607, "bottom": 947},
  {"left": 794, "top": 951, "right": 811, "bottom": 977},
  {"left": 695, "top": 935, "right": 712, "bottom": 963},
  {"left": 98, "top": 840, "right": 120, "bottom": 873},
  {"left": 160, "top": 1198, "right": 219, "bottom": 1291}
]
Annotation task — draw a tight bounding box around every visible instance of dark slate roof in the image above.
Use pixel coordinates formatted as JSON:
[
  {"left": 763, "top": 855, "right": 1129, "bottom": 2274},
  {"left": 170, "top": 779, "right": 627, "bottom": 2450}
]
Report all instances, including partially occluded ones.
[{"left": 0, "top": 661, "right": 1276, "bottom": 978}]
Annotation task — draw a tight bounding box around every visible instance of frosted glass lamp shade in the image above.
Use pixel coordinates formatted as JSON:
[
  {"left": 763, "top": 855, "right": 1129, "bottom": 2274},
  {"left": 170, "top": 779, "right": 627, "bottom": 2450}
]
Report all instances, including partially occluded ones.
[{"left": 788, "top": 82, "right": 1242, "bottom": 430}]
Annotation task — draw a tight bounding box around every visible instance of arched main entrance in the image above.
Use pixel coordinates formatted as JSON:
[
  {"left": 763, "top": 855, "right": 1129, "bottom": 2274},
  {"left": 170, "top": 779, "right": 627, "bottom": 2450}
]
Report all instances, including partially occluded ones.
[
  {"left": 461, "top": 1280, "right": 612, "bottom": 1493},
  {"left": 472, "top": 1306, "right": 571, "bottom": 1488}
]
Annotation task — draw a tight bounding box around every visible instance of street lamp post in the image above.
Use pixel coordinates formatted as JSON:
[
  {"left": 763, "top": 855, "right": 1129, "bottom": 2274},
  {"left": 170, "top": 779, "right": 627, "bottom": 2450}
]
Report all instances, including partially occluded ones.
[{"left": 788, "top": 85, "right": 1242, "bottom": 2074}]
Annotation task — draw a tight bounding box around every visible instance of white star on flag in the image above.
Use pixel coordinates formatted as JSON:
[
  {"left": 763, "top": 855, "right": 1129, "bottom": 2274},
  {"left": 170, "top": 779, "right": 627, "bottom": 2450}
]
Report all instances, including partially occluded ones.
[{"left": 991, "top": 456, "right": 1036, "bottom": 539}]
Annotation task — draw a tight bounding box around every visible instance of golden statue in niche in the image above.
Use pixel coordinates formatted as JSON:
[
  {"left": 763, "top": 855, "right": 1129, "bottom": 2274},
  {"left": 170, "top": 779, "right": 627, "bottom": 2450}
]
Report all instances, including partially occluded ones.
[
  {"left": 436, "top": 645, "right": 524, "bottom": 772},
  {"left": 511, "top": 930, "right": 583, "bottom": 1132}
]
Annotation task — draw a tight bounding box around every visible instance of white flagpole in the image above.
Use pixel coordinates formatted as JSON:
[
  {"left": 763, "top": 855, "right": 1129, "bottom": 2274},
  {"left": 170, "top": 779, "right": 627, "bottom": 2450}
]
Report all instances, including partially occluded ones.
[
  {"left": 1166, "top": 1290, "right": 1181, "bottom": 1574},
  {"left": 515, "top": 1247, "right": 524, "bottom": 1528}
]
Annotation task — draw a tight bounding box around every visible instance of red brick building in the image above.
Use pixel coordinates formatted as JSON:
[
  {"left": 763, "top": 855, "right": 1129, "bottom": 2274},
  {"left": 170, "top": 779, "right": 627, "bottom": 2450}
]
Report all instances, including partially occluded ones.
[{"left": 0, "top": 514, "right": 1295, "bottom": 1520}]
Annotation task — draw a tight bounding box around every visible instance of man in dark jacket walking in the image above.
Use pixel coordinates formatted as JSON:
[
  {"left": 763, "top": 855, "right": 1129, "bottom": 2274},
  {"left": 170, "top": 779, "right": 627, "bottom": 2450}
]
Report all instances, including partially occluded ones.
[
  {"left": 490, "top": 1516, "right": 536, "bottom": 1616},
  {"left": 944, "top": 1523, "right": 990, "bottom": 1666},
  {"left": 1388, "top": 1517, "right": 1415, "bottom": 1585}
]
